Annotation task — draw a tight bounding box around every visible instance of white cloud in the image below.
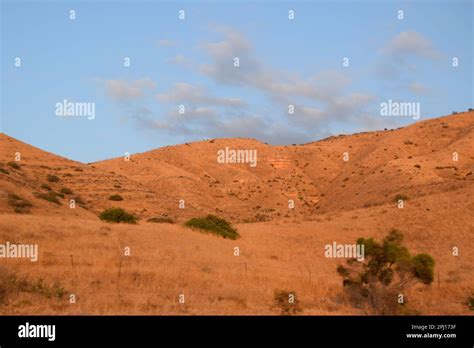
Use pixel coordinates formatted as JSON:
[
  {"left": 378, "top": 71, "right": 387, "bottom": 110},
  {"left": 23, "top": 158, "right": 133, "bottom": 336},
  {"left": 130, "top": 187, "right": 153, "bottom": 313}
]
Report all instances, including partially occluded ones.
[
  {"left": 381, "top": 31, "right": 441, "bottom": 60},
  {"left": 104, "top": 78, "right": 156, "bottom": 102},
  {"left": 156, "top": 82, "right": 244, "bottom": 107},
  {"left": 111, "top": 27, "right": 380, "bottom": 143},
  {"left": 409, "top": 82, "right": 430, "bottom": 95},
  {"left": 198, "top": 26, "right": 375, "bottom": 128}
]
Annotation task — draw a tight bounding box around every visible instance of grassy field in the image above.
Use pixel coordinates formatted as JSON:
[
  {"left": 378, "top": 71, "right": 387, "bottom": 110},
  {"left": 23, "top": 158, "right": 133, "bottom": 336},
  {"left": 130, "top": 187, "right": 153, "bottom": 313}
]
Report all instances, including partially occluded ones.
[{"left": 0, "top": 189, "right": 472, "bottom": 315}]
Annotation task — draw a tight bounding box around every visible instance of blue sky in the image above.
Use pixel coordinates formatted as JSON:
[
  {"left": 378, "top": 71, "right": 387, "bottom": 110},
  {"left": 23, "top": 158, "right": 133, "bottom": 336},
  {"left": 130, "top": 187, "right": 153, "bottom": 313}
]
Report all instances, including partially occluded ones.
[{"left": 1, "top": 0, "right": 472, "bottom": 163}]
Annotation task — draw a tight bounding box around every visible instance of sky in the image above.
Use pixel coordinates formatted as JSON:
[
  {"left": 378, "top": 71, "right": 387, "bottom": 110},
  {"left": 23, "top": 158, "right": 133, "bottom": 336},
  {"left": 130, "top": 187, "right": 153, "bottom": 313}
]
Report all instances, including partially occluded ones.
[{"left": 1, "top": 0, "right": 473, "bottom": 163}]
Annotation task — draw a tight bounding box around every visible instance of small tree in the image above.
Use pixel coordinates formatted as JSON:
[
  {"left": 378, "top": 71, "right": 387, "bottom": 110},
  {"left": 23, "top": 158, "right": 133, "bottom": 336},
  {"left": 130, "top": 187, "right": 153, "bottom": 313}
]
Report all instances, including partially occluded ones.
[{"left": 337, "top": 230, "right": 435, "bottom": 314}]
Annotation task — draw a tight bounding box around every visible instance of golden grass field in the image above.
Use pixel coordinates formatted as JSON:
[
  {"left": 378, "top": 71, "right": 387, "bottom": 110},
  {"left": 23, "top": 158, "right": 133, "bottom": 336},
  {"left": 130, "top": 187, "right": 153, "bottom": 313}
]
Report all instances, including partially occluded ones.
[{"left": 0, "top": 111, "right": 473, "bottom": 315}]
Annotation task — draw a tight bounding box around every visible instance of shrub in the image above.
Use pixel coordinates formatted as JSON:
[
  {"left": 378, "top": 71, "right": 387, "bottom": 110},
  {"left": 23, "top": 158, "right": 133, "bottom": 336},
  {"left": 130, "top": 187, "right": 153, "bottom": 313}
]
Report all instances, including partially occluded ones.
[
  {"left": 185, "top": 214, "right": 239, "bottom": 239},
  {"left": 99, "top": 208, "right": 137, "bottom": 224},
  {"left": 60, "top": 187, "right": 73, "bottom": 195},
  {"left": 412, "top": 254, "right": 435, "bottom": 284},
  {"left": 336, "top": 230, "right": 435, "bottom": 314},
  {"left": 47, "top": 174, "right": 60, "bottom": 183},
  {"left": 35, "top": 192, "right": 61, "bottom": 205},
  {"left": 6, "top": 161, "right": 20, "bottom": 170},
  {"left": 7, "top": 193, "right": 32, "bottom": 213},
  {"left": 0, "top": 270, "right": 67, "bottom": 304},
  {"left": 109, "top": 194, "right": 124, "bottom": 201},
  {"left": 468, "top": 296, "right": 474, "bottom": 311},
  {"left": 73, "top": 196, "right": 86, "bottom": 205},
  {"left": 273, "top": 290, "right": 302, "bottom": 315},
  {"left": 147, "top": 216, "right": 174, "bottom": 224},
  {"left": 0, "top": 168, "right": 9, "bottom": 174},
  {"left": 394, "top": 194, "right": 408, "bottom": 203},
  {"left": 40, "top": 183, "right": 52, "bottom": 191}
]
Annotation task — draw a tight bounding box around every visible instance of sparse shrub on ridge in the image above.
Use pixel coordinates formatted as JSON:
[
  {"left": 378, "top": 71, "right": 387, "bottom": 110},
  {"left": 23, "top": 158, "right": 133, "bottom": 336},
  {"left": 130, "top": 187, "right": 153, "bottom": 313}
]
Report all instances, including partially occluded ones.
[
  {"left": 73, "top": 196, "right": 86, "bottom": 205},
  {"left": 147, "top": 216, "right": 174, "bottom": 224},
  {"left": 47, "top": 174, "right": 60, "bottom": 183},
  {"left": 41, "top": 183, "right": 52, "bottom": 191},
  {"left": 7, "top": 193, "right": 32, "bottom": 213},
  {"left": 6, "top": 161, "right": 20, "bottom": 170},
  {"left": 109, "top": 194, "right": 123, "bottom": 201},
  {"left": 60, "top": 187, "right": 73, "bottom": 195},
  {"left": 394, "top": 194, "right": 408, "bottom": 203},
  {"left": 185, "top": 214, "right": 239, "bottom": 240},
  {"left": 99, "top": 207, "right": 137, "bottom": 224},
  {"left": 35, "top": 191, "right": 62, "bottom": 205}
]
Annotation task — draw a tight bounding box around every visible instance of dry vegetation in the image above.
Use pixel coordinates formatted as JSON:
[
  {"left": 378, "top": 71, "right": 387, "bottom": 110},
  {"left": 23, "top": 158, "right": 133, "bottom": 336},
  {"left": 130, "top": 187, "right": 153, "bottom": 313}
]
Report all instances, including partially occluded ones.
[{"left": 0, "top": 111, "right": 473, "bottom": 315}]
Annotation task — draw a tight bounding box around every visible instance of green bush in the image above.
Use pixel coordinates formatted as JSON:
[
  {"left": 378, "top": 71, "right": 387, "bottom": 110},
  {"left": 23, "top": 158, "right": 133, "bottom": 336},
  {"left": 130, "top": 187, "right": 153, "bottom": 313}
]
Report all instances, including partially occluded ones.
[
  {"left": 412, "top": 254, "right": 435, "bottom": 284},
  {"left": 147, "top": 216, "right": 174, "bottom": 224},
  {"left": 40, "top": 183, "right": 52, "bottom": 191},
  {"left": 394, "top": 194, "right": 408, "bottom": 202},
  {"left": 60, "top": 187, "right": 73, "bottom": 195},
  {"left": 109, "top": 194, "right": 124, "bottom": 201},
  {"left": 47, "top": 174, "right": 60, "bottom": 183},
  {"left": 337, "top": 230, "right": 435, "bottom": 314},
  {"left": 35, "top": 192, "right": 61, "bottom": 205},
  {"left": 185, "top": 214, "right": 239, "bottom": 239},
  {"left": 7, "top": 193, "right": 32, "bottom": 213},
  {"left": 99, "top": 208, "right": 137, "bottom": 224},
  {"left": 6, "top": 161, "right": 21, "bottom": 170},
  {"left": 0, "top": 167, "right": 9, "bottom": 174}
]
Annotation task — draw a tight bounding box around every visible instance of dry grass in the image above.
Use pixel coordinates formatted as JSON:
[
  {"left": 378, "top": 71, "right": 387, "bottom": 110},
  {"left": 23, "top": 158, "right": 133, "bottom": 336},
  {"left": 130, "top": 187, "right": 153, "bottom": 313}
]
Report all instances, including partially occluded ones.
[
  {"left": 0, "top": 188, "right": 472, "bottom": 315},
  {"left": 0, "top": 112, "right": 473, "bottom": 315}
]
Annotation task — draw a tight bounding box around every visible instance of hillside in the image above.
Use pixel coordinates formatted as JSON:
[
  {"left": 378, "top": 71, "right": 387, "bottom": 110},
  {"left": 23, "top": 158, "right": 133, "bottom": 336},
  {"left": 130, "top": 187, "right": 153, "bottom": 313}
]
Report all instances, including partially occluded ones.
[
  {"left": 0, "top": 111, "right": 473, "bottom": 315},
  {"left": 93, "top": 111, "right": 474, "bottom": 222}
]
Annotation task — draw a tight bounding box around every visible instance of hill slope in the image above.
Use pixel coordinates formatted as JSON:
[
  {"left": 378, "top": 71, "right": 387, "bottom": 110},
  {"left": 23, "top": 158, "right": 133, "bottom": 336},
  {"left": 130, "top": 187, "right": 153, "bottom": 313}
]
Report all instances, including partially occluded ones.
[
  {"left": 93, "top": 111, "right": 474, "bottom": 222},
  {"left": 0, "top": 111, "right": 473, "bottom": 315}
]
